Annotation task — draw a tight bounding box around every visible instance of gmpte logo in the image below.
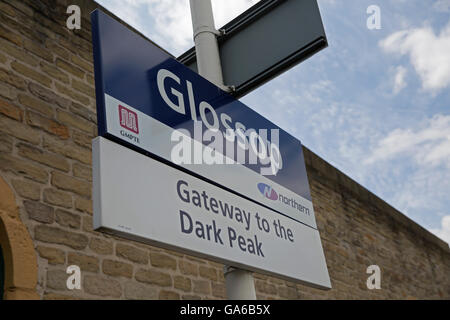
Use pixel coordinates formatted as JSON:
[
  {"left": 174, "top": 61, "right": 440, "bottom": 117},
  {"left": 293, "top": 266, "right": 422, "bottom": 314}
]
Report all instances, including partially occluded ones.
[
  {"left": 258, "top": 183, "right": 278, "bottom": 201},
  {"left": 119, "top": 105, "right": 139, "bottom": 134},
  {"left": 118, "top": 105, "right": 140, "bottom": 144}
]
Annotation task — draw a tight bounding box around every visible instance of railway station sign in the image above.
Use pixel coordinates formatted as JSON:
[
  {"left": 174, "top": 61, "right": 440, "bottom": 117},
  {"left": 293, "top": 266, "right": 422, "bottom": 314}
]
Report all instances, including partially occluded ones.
[{"left": 91, "top": 9, "right": 330, "bottom": 288}]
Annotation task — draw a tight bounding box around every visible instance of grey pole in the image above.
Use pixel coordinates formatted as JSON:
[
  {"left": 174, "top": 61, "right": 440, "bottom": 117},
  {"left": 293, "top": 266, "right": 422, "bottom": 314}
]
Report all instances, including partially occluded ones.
[
  {"left": 189, "top": 0, "right": 227, "bottom": 91},
  {"left": 188, "top": 0, "right": 257, "bottom": 300}
]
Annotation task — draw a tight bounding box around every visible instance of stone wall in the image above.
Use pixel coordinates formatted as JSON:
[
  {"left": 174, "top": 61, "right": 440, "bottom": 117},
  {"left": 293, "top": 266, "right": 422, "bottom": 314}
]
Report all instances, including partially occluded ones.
[{"left": 0, "top": 0, "right": 448, "bottom": 300}]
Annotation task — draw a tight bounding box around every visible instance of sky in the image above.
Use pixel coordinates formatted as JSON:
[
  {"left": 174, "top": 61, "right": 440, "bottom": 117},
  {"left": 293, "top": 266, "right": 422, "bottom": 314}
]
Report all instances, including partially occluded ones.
[{"left": 95, "top": 0, "right": 450, "bottom": 246}]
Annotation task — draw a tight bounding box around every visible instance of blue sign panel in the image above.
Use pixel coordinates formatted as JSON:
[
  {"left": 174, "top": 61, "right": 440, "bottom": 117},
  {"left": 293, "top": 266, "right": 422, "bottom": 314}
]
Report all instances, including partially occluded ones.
[{"left": 92, "top": 9, "right": 317, "bottom": 229}]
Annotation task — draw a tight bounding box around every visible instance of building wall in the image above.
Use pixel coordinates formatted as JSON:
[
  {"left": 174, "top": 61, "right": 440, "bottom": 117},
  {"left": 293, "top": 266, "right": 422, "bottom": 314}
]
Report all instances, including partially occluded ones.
[{"left": 0, "top": 0, "right": 448, "bottom": 300}]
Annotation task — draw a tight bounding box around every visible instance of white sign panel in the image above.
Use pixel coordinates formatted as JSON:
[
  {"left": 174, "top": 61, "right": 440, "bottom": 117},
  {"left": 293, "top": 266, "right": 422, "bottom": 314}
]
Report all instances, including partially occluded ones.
[{"left": 93, "top": 137, "right": 331, "bottom": 288}]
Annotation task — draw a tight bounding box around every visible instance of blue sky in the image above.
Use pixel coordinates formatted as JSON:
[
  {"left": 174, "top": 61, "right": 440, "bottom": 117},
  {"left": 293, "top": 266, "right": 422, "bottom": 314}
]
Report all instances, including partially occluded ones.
[{"left": 95, "top": 0, "right": 450, "bottom": 245}]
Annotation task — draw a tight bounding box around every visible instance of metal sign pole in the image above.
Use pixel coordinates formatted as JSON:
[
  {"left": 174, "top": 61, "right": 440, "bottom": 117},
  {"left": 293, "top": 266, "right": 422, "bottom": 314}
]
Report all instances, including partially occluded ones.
[
  {"left": 189, "top": 0, "right": 228, "bottom": 91},
  {"left": 189, "top": 0, "right": 256, "bottom": 300}
]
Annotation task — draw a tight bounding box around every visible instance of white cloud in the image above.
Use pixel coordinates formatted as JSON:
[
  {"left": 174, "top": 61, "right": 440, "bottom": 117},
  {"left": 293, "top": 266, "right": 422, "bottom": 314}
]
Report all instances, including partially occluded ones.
[
  {"left": 391, "top": 165, "right": 450, "bottom": 215},
  {"left": 96, "top": 0, "right": 150, "bottom": 38},
  {"left": 430, "top": 215, "right": 450, "bottom": 246},
  {"left": 95, "top": 0, "right": 191, "bottom": 53},
  {"left": 144, "top": 0, "right": 192, "bottom": 53},
  {"left": 145, "top": 0, "right": 261, "bottom": 53},
  {"left": 433, "top": 0, "right": 450, "bottom": 12},
  {"left": 96, "top": 0, "right": 262, "bottom": 55},
  {"left": 211, "top": 0, "right": 260, "bottom": 29},
  {"left": 318, "top": 0, "right": 337, "bottom": 6},
  {"left": 365, "top": 114, "right": 450, "bottom": 167},
  {"left": 361, "top": 115, "right": 450, "bottom": 233},
  {"left": 393, "top": 66, "right": 407, "bottom": 94},
  {"left": 380, "top": 22, "right": 450, "bottom": 93}
]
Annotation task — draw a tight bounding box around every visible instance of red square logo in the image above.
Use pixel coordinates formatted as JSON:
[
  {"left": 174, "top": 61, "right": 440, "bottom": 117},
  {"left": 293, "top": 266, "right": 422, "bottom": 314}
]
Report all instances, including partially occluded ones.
[{"left": 118, "top": 105, "right": 139, "bottom": 134}]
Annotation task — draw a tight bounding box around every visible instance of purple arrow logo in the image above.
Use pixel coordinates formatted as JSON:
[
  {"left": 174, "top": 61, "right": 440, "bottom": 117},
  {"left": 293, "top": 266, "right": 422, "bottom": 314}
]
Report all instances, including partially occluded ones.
[{"left": 257, "top": 183, "right": 278, "bottom": 200}]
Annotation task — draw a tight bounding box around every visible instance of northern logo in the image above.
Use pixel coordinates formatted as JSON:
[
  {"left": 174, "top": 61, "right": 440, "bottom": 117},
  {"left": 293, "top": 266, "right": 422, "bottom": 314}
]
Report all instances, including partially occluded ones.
[
  {"left": 119, "top": 105, "right": 139, "bottom": 134},
  {"left": 257, "top": 183, "right": 278, "bottom": 200}
]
